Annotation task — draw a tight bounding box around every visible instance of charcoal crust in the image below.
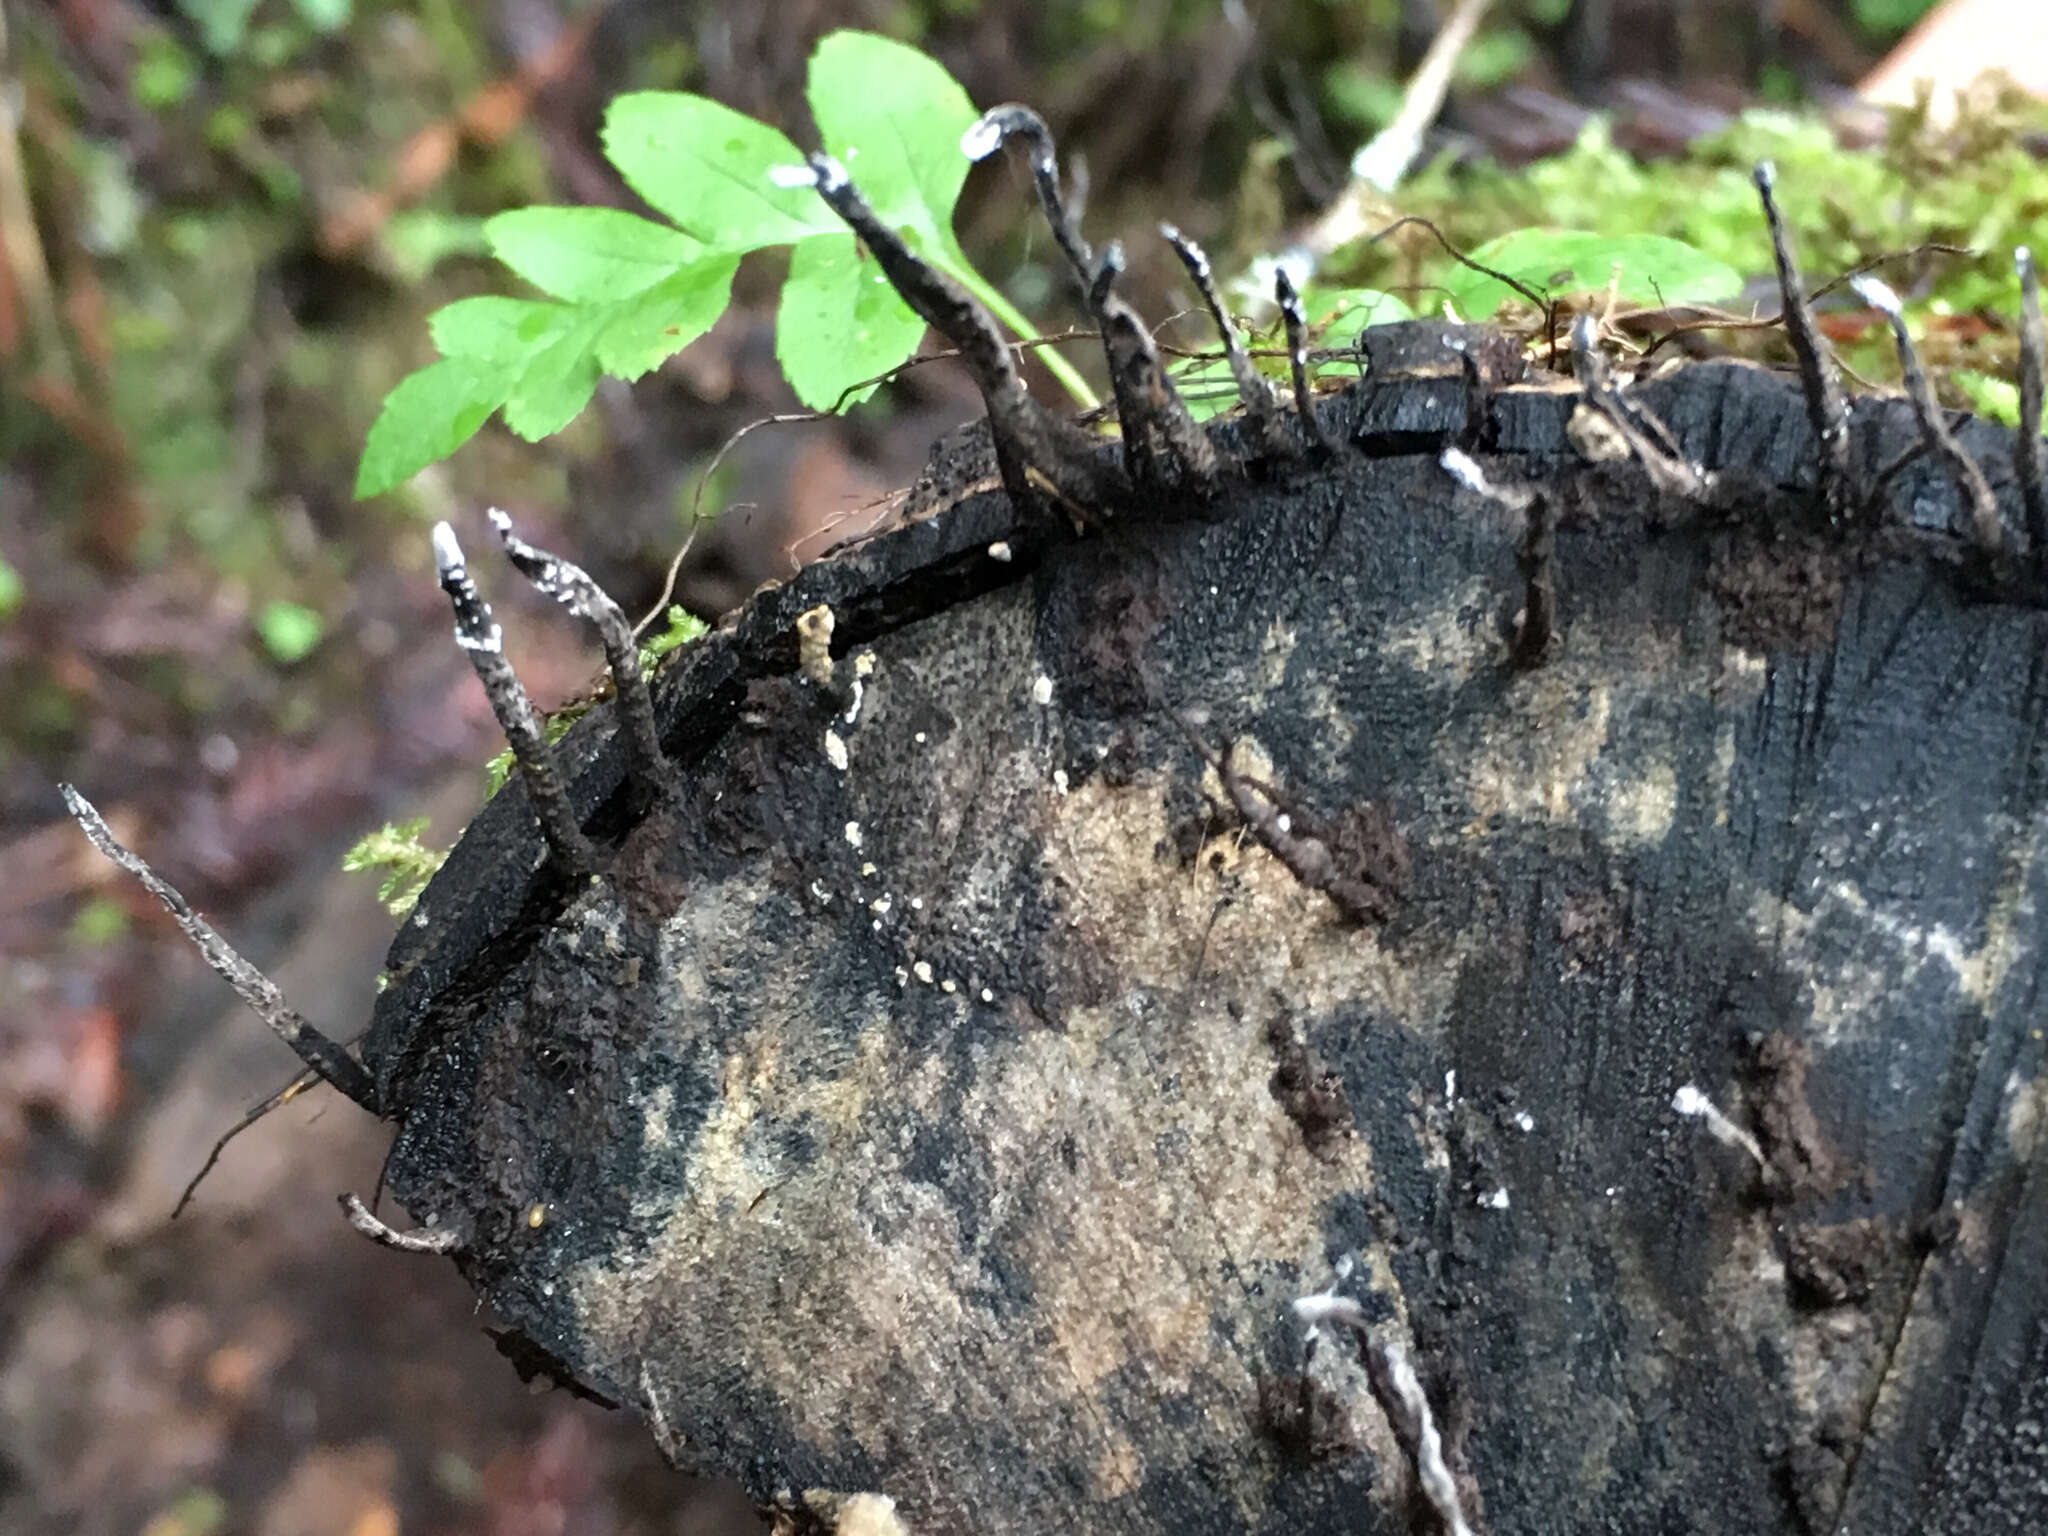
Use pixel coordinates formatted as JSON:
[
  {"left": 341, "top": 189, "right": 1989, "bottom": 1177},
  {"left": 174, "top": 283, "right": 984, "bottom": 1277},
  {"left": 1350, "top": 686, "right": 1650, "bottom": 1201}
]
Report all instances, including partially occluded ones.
[{"left": 362, "top": 359, "right": 2048, "bottom": 1534}]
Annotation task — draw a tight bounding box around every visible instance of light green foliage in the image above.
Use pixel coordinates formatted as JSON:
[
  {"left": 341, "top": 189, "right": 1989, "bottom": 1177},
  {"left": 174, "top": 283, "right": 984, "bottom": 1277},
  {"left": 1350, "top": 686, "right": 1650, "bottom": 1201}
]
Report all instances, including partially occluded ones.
[
  {"left": 639, "top": 605, "right": 709, "bottom": 668},
  {"left": 1384, "top": 109, "right": 2047, "bottom": 317},
  {"left": 1446, "top": 230, "right": 1742, "bottom": 318},
  {"left": 1851, "top": 0, "right": 1940, "bottom": 33},
  {"left": 358, "top": 31, "right": 1092, "bottom": 500},
  {"left": 0, "top": 556, "right": 22, "bottom": 621},
  {"left": 341, "top": 817, "right": 448, "bottom": 918},
  {"left": 254, "top": 599, "right": 323, "bottom": 663},
  {"left": 69, "top": 896, "right": 131, "bottom": 947},
  {"left": 1952, "top": 370, "right": 2022, "bottom": 428}
]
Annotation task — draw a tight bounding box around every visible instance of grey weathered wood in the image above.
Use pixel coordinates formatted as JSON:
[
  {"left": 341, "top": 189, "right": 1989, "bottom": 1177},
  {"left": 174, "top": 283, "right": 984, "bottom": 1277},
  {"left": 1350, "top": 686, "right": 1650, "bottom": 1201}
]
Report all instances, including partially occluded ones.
[{"left": 362, "top": 360, "right": 2048, "bottom": 1535}]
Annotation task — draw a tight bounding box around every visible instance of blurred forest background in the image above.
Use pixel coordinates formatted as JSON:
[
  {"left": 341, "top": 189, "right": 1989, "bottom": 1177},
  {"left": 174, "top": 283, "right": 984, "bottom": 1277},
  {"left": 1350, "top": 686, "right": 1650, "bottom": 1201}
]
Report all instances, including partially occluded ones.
[{"left": 0, "top": 1, "right": 2041, "bottom": 1532}]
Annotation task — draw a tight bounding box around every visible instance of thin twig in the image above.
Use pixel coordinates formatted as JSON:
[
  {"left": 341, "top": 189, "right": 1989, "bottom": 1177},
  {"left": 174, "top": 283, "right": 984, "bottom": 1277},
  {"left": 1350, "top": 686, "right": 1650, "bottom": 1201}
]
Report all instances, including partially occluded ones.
[{"left": 174, "top": 1068, "right": 324, "bottom": 1218}]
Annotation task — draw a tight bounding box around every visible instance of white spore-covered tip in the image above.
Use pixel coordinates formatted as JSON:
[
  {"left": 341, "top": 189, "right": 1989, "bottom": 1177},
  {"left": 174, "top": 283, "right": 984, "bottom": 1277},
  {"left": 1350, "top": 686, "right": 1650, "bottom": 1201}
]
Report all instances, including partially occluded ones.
[
  {"left": 431, "top": 520, "right": 466, "bottom": 579},
  {"left": 960, "top": 112, "right": 1005, "bottom": 162},
  {"left": 1439, "top": 446, "right": 1491, "bottom": 497},
  {"left": 1752, "top": 159, "right": 1776, "bottom": 192},
  {"left": 1850, "top": 275, "right": 1903, "bottom": 319},
  {"left": 768, "top": 162, "right": 819, "bottom": 190}
]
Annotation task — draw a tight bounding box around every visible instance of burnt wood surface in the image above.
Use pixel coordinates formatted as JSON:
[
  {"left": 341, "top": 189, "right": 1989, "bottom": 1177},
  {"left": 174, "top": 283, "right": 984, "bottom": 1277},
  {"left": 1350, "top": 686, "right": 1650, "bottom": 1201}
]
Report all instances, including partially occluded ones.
[{"left": 361, "top": 360, "right": 2048, "bottom": 1535}]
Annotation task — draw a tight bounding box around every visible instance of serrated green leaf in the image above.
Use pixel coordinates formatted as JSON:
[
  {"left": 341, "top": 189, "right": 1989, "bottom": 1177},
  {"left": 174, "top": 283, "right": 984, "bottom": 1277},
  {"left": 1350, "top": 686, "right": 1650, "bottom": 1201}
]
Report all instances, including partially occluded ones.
[
  {"left": 807, "top": 30, "right": 976, "bottom": 244},
  {"left": 502, "top": 317, "right": 605, "bottom": 439},
  {"left": 778, "top": 234, "right": 928, "bottom": 409},
  {"left": 602, "top": 92, "right": 834, "bottom": 250},
  {"left": 356, "top": 356, "right": 513, "bottom": 497},
  {"left": 429, "top": 295, "right": 572, "bottom": 362},
  {"left": 1445, "top": 230, "right": 1742, "bottom": 319},
  {"left": 485, "top": 207, "right": 706, "bottom": 302},
  {"left": 594, "top": 256, "right": 740, "bottom": 379}
]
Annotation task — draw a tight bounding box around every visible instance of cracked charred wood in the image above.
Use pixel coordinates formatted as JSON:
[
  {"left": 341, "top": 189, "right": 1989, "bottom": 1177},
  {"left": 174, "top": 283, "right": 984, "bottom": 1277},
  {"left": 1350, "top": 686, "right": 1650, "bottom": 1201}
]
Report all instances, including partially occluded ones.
[{"left": 317, "top": 348, "right": 2048, "bottom": 1535}]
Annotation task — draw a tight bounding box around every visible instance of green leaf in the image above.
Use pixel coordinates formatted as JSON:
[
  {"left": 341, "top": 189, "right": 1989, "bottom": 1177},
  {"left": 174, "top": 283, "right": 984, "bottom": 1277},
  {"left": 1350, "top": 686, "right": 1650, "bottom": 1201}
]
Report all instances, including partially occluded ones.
[
  {"left": 1301, "top": 286, "right": 1413, "bottom": 344},
  {"left": 593, "top": 257, "right": 741, "bottom": 379},
  {"left": 0, "top": 555, "right": 22, "bottom": 620},
  {"left": 255, "top": 599, "right": 324, "bottom": 664},
  {"left": 429, "top": 296, "right": 572, "bottom": 362},
  {"left": 356, "top": 356, "right": 513, "bottom": 497},
  {"left": 601, "top": 92, "right": 834, "bottom": 250},
  {"left": 778, "top": 234, "right": 928, "bottom": 409},
  {"left": 1444, "top": 230, "right": 1743, "bottom": 319},
  {"left": 501, "top": 319, "right": 605, "bottom": 440},
  {"left": 485, "top": 207, "right": 707, "bottom": 302},
  {"left": 806, "top": 31, "right": 976, "bottom": 245},
  {"left": 1952, "top": 370, "right": 2023, "bottom": 428}
]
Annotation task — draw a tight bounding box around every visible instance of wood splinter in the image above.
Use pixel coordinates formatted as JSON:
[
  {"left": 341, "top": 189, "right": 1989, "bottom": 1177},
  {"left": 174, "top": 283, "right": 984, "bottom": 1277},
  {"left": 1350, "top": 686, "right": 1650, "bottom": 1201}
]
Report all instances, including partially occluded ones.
[
  {"left": 58, "top": 784, "right": 381, "bottom": 1112},
  {"left": 433, "top": 521, "right": 596, "bottom": 873},
  {"left": 1440, "top": 447, "right": 1554, "bottom": 667},
  {"left": 2015, "top": 247, "right": 2045, "bottom": 556},
  {"left": 1754, "top": 162, "right": 1856, "bottom": 523},
  {"left": 1274, "top": 269, "right": 1338, "bottom": 456},
  {"left": 340, "top": 1193, "right": 464, "bottom": 1254},
  {"left": 488, "top": 509, "right": 668, "bottom": 794},
  {"left": 1851, "top": 276, "right": 2001, "bottom": 553}
]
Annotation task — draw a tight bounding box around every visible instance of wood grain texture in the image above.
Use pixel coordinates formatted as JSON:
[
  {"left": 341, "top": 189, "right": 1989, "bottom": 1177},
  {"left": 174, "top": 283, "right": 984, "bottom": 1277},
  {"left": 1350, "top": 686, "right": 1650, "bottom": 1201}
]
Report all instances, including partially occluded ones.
[{"left": 360, "top": 359, "right": 2048, "bottom": 1534}]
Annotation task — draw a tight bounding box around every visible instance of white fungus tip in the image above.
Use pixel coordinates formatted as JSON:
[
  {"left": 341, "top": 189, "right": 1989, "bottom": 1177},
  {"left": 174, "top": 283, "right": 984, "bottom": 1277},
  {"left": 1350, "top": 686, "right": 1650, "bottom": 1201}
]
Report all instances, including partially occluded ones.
[
  {"left": 431, "top": 521, "right": 465, "bottom": 577},
  {"left": 1850, "top": 275, "right": 1902, "bottom": 318},
  {"left": 1291, "top": 1292, "right": 1367, "bottom": 1330},
  {"left": 2018, "top": 246, "right": 2033, "bottom": 273},
  {"left": 1753, "top": 160, "right": 1776, "bottom": 190},
  {"left": 960, "top": 115, "right": 1005, "bottom": 161},
  {"left": 768, "top": 162, "right": 819, "bottom": 189},
  {"left": 485, "top": 506, "right": 513, "bottom": 535},
  {"left": 1439, "top": 446, "right": 1490, "bottom": 495},
  {"left": 1671, "top": 1084, "right": 1710, "bottom": 1117}
]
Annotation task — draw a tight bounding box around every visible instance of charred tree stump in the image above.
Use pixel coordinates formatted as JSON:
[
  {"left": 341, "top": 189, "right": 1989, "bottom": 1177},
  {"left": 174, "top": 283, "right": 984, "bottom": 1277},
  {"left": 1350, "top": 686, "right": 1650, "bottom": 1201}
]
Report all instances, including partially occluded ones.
[
  {"left": 67, "top": 144, "right": 2048, "bottom": 1534},
  {"left": 330, "top": 355, "right": 2048, "bottom": 1536}
]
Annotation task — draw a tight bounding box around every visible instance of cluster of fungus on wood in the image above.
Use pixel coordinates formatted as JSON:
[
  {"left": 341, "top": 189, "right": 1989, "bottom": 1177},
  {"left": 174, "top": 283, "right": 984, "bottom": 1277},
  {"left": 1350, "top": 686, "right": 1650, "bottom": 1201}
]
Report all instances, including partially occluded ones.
[{"left": 52, "top": 98, "right": 2048, "bottom": 1536}]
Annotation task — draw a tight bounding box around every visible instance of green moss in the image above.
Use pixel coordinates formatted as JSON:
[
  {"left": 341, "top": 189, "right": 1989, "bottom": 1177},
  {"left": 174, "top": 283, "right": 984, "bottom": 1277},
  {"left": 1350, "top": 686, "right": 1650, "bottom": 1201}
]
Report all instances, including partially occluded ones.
[{"left": 341, "top": 817, "right": 448, "bottom": 918}]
